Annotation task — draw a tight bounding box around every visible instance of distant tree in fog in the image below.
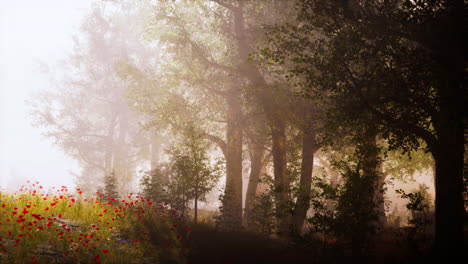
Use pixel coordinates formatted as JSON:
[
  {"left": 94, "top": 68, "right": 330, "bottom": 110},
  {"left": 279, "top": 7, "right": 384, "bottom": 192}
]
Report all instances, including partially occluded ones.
[{"left": 28, "top": 1, "right": 155, "bottom": 195}]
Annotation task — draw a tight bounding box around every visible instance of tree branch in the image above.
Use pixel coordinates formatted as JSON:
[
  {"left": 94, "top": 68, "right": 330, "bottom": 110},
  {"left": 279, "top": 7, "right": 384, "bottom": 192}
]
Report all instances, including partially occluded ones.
[
  {"left": 200, "top": 83, "right": 228, "bottom": 97},
  {"left": 187, "top": 37, "right": 237, "bottom": 73},
  {"left": 211, "top": 0, "right": 239, "bottom": 11},
  {"left": 367, "top": 105, "right": 438, "bottom": 152},
  {"left": 204, "top": 133, "right": 227, "bottom": 157}
]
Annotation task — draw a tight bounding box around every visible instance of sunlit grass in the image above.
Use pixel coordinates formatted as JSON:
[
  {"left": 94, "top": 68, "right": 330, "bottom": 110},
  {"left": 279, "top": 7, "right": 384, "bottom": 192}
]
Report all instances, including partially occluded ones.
[{"left": 0, "top": 182, "right": 189, "bottom": 264}]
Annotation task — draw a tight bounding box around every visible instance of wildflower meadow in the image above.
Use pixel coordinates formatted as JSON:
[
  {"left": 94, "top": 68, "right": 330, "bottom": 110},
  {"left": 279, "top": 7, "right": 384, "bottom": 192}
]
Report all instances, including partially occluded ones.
[{"left": 0, "top": 182, "right": 190, "bottom": 264}]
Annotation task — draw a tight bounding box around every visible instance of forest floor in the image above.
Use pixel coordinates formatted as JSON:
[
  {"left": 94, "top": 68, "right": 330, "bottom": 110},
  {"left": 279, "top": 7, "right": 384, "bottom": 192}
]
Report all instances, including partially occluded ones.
[
  {"left": 186, "top": 224, "right": 317, "bottom": 264},
  {"left": 185, "top": 223, "right": 437, "bottom": 264}
]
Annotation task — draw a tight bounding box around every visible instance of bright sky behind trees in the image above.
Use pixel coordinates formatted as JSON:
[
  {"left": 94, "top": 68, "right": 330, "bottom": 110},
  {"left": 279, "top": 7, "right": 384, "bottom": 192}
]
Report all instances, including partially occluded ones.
[{"left": 0, "top": 0, "right": 94, "bottom": 190}]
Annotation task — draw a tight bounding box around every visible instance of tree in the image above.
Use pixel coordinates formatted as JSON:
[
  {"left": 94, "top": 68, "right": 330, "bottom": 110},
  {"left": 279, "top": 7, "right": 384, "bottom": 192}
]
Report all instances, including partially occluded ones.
[
  {"left": 333, "top": 149, "right": 380, "bottom": 258},
  {"left": 123, "top": 0, "right": 246, "bottom": 229},
  {"left": 167, "top": 128, "right": 223, "bottom": 223},
  {"left": 262, "top": 0, "right": 465, "bottom": 256},
  {"left": 29, "top": 0, "right": 154, "bottom": 195},
  {"left": 210, "top": 0, "right": 321, "bottom": 234},
  {"left": 139, "top": 164, "right": 170, "bottom": 204},
  {"left": 104, "top": 170, "right": 119, "bottom": 203}
]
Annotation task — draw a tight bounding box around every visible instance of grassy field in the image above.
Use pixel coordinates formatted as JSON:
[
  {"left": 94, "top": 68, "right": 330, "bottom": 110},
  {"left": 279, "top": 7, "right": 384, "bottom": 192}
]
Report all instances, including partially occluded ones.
[{"left": 0, "top": 182, "right": 189, "bottom": 264}]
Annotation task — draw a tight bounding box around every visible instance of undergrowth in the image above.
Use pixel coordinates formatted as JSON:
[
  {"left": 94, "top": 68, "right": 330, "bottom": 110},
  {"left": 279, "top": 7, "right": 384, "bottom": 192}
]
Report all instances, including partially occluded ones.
[{"left": 0, "top": 182, "right": 190, "bottom": 264}]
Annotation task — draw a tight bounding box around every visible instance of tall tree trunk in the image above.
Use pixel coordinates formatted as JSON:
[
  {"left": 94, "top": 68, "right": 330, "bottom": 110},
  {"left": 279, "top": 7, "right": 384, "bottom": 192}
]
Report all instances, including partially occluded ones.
[
  {"left": 221, "top": 90, "right": 243, "bottom": 230},
  {"left": 433, "top": 145, "right": 464, "bottom": 257},
  {"left": 231, "top": 2, "right": 291, "bottom": 233},
  {"left": 374, "top": 174, "right": 387, "bottom": 228},
  {"left": 293, "top": 125, "right": 318, "bottom": 234},
  {"left": 431, "top": 1, "right": 464, "bottom": 257},
  {"left": 194, "top": 196, "right": 198, "bottom": 224},
  {"left": 271, "top": 119, "right": 290, "bottom": 234},
  {"left": 432, "top": 84, "right": 464, "bottom": 257},
  {"left": 354, "top": 128, "right": 380, "bottom": 257},
  {"left": 244, "top": 143, "right": 266, "bottom": 226}
]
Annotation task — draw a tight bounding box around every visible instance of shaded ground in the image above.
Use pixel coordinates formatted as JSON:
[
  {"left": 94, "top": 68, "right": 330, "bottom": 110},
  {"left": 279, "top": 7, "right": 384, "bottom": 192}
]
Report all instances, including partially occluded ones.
[
  {"left": 187, "top": 225, "right": 319, "bottom": 264},
  {"left": 185, "top": 224, "right": 450, "bottom": 264}
]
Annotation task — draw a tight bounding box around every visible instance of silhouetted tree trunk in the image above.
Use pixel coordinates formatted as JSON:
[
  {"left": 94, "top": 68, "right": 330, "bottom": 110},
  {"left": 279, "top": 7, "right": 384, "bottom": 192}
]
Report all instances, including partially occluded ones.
[
  {"left": 354, "top": 128, "right": 380, "bottom": 257},
  {"left": 244, "top": 140, "right": 266, "bottom": 226},
  {"left": 194, "top": 189, "right": 199, "bottom": 224},
  {"left": 293, "top": 125, "right": 318, "bottom": 234},
  {"left": 270, "top": 118, "right": 291, "bottom": 233},
  {"left": 374, "top": 173, "right": 387, "bottom": 228},
  {"left": 432, "top": 98, "right": 464, "bottom": 257}
]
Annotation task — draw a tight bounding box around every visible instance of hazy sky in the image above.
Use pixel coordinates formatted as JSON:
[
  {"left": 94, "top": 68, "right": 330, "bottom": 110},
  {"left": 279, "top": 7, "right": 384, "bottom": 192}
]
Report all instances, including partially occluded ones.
[{"left": 0, "top": 0, "right": 94, "bottom": 190}]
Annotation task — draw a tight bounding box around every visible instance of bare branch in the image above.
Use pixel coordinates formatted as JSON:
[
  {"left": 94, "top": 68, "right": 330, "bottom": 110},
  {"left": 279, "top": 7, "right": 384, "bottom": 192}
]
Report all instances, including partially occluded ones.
[
  {"left": 211, "top": 0, "right": 239, "bottom": 11},
  {"left": 204, "top": 133, "right": 227, "bottom": 157},
  {"left": 200, "top": 83, "right": 228, "bottom": 97}
]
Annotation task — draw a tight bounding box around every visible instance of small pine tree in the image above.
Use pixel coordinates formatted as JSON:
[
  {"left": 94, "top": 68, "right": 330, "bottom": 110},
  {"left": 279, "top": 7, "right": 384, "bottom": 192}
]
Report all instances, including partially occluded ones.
[
  {"left": 104, "top": 170, "right": 119, "bottom": 203},
  {"left": 140, "top": 164, "right": 170, "bottom": 204}
]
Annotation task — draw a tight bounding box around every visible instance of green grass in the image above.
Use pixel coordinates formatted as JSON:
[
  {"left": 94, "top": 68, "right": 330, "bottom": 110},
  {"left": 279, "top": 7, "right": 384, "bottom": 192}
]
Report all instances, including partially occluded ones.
[{"left": 0, "top": 183, "right": 188, "bottom": 264}]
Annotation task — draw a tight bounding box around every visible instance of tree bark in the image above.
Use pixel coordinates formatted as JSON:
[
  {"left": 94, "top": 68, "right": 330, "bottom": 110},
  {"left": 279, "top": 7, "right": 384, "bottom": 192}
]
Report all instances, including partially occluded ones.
[
  {"left": 194, "top": 196, "right": 198, "bottom": 224},
  {"left": 374, "top": 174, "right": 387, "bottom": 228},
  {"left": 244, "top": 142, "right": 267, "bottom": 226},
  {"left": 293, "top": 125, "right": 318, "bottom": 234},
  {"left": 270, "top": 119, "right": 290, "bottom": 233},
  {"left": 221, "top": 90, "right": 244, "bottom": 230}
]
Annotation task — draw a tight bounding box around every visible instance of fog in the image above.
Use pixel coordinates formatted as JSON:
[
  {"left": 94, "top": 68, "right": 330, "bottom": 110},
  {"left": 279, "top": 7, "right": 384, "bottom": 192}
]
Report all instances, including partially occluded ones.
[
  {"left": 0, "top": 0, "right": 93, "bottom": 190},
  {"left": 0, "top": 0, "right": 435, "bottom": 218},
  {"left": 0, "top": 1, "right": 463, "bottom": 262}
]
